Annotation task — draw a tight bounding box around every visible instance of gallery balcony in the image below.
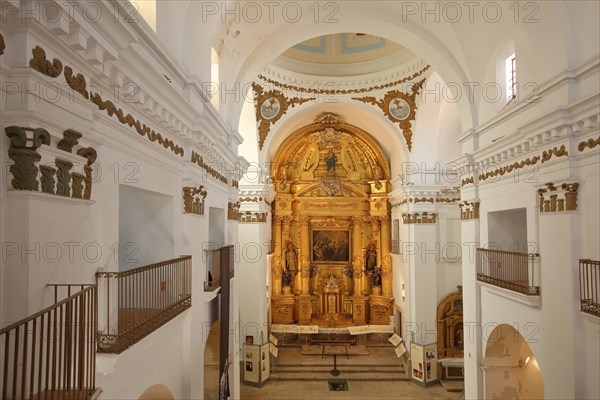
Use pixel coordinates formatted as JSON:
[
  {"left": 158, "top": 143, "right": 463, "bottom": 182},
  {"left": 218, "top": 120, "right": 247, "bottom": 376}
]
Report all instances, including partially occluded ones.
[
  {"left": 0, "top": 284, "right": 98, "bottom": 400},
  {"left": 95, "top": 256, "right": 192, "bottom": 354},
  {"left": 579, "top": 259, "right": 599, "bottom": 317},
  {"left": 204, "top": 246, "right": 235, "bottom": 292},
  {"left": 476, "top": 248, "right": 540, "bottom": 296}
]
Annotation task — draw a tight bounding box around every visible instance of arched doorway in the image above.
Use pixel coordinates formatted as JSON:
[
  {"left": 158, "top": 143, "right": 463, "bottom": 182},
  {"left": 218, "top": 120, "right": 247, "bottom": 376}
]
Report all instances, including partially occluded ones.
[
  {"left": 483, "top": 324, "right": 544, "bottom": 399},
  {"left": 138, "top": 384, "right": 174, "bottom": 400},
  {"left": 269, "top": 112, "right": 393, "bottom": 328}
]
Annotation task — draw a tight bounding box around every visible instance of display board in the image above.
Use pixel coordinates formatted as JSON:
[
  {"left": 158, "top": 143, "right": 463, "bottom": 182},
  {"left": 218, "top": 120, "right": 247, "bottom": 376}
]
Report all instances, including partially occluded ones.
[
  {"left": 243, "top": 342, "right": 270, "bottom": 387},
  {"left": 410, "top": 342, "right": 439, "bottom": 387}
]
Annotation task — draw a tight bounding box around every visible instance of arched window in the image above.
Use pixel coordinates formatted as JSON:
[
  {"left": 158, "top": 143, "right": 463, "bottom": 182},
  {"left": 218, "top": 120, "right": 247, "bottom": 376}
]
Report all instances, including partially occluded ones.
[
  {"left": 210, "top": 47, "right": 220, "bottom": 110},
  {"left": 505, "top": 53, "right": 516, "bottom": 101},
  {"left": 496, "top": 40, "right": 516, "bottom": 104}
]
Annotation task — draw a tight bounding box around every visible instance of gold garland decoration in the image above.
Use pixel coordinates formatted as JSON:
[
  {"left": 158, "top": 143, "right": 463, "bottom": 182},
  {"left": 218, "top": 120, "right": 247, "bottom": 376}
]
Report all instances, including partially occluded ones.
[
  {"left": 257, "top": 65, "right": 431, "bottom": 95},
  {"left": 29, "top": 46, "right": 185, "bottom": 157},
  {"left": 578, "top": 136, "right": 600, "bottom": 152}
]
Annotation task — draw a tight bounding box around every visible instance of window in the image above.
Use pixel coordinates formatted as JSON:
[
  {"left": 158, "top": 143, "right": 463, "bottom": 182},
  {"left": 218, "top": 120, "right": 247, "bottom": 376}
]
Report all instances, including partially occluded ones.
[{"left": 505, "top": 53, "right": 516, "bottom": 101}]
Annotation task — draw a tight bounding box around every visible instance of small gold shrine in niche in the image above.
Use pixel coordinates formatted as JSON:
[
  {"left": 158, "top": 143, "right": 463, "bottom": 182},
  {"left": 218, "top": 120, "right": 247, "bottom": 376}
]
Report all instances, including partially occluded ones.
[{"left": 270, "top": 113, "right": 393, "bottom": 327}]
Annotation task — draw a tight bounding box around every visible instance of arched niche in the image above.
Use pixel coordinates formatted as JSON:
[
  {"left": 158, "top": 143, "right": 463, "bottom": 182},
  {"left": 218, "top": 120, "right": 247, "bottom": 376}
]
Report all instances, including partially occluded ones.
[
  {"left": 138, "top": 384, "right": 173, "bottom": 400},
  {"left": 436, "top": 286, "right": 463, "bottom": 359},
  {"left": 483, "top": 324, "right": 544, "bottom": 399}
]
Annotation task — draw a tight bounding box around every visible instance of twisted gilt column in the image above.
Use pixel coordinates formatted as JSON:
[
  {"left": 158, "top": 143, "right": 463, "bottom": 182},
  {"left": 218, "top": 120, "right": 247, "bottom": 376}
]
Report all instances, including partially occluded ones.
[
  {"left": 380, "top": 217, "right": 393, "bottom": 296},
  {"left": 272, "top": 216, "right": 283, "bottom": 295},
  {"left": 351, "top": 216, "right": 364, "bottom": 295},
  {"left": 299, "top": 215, "right": 311, "bottom": 295}
]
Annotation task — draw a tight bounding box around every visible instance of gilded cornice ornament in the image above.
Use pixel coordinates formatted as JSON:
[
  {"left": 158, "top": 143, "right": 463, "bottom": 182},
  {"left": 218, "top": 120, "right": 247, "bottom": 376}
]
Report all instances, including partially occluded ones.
[
  {"left": 541, "top": 144, "right": 568, "bottom": 163},
  {"left": 257, "top": 65, "right": 431, "bottom": 95},
  {"left": 183, "top": 186, "right": 207, "bottom": 215},
  {"left": 77, "top": 147, "right": 97, "bottom": 200},
  {"left": 478, "top": 144, "right": 568, "bottom": 182},
  {"left": 90, "top": 92, "right": 184, "bottom": 156},
  {"left": 352, "top": 78, "right": 427, "bottom": 152},
  {"left": 0, "top": 33, "right": 5, "bottom": 55},
  {"left": 231, "top": 179, "right": 239, "bottom": 188},
  {"left": 252, "top": 82, "right": 315, "bottom": 150},
  {"left": 29, "top": 46, "right": 62, "bottom": 77},
  {"left": 402, "top": 212, "right": 437, "bottom": 224},
  {"left": 28, "top": 46, "right": 185, "bottom": 157},
  {"left": 191, "top": 151, "right": 228, "bottom": 184},
  {"left": 391, "top": 195, "right": 460, "bottom": 208},
  {"left": 461, "top": 177, "right": 475, "bottom": 187},
  {"left": 228, "top": 202, "right": 241, "bottom": 221},
  {"left": 5, "top": 126, "right": 51, "bottom": 191},
  {"left": 57, "top": 129, "right": 82, "bottom": 153},
  {"left": 240, "top": 212, "right": 268, "bottom": 223},
  {"left": 64, "top": 66, "right": 89, "bottom": 99},
  {"left": 458, "top": 201, "right": 480, "bottom": 220},
  {"left": 538, "top": 182, "right": 579, "bottom": 212},
  {"left": 578, "top": 136, "right": 600, "bottom": 152}
]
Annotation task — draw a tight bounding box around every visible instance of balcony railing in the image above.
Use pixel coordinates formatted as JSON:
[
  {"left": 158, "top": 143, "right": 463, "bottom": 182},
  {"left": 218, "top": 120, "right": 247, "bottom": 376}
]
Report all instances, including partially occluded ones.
[
  {"left": 95, "top": 255, "right": 192, "bottom": 353},
  {"left": 204, "top": 246, "right": 234, "bottom": 292},
  {"left": 0, "top": 285, "right": 98, "bottom": 400},
  {"left": 579, "top": 259, "right": 599, "bottom": 317},
  {"left": 476, "top": 248, "right": 540, "bottom": 295}
]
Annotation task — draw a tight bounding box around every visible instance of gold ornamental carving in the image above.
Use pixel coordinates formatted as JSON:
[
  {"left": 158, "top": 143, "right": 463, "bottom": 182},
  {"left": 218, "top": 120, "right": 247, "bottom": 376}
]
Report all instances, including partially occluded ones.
[
  {"left": 274, "top": 303, "right": 293, "bottom": 318},
  {"left": 461, "top": 177, "right": 475, "bottom": 187},
  {"left": 191, "top": 151, "right": 228, "bottom": 184},
  {"left": 183, "top": 185, "right": 207, "bottom": 215},
  {"left": 253, "top": 82, "right": 315, "bottom": 150},
  {"left": 240, "top": 212, "right": 268, "bottom": 223},
  {"left": 30, "top": 46, "right": 62, "bottom": 78},
  {"left": 257, "top": 65, "right": 430, "bottom": 95},
  {"left": 459, "top": 201, "right": 480, "bottom": 220},
  {"left": 64, "top": 66, "right": 89, "bottom": 99},
  {"left": 28, "top": 46, "right": 185, "bottom": 157},
  {"left": 352, "top": 78, "right": 427, "bottom": 152},
  {"left": 372, "top": 304, "right": 390, "bottom": 320},
  {"left": 402, "top": 212, "right": 437, "bottom": 224},
  {"left": 478, "top": 144, "right": 569, "bottom": 183},
  {"left": 228, "top": 202, "right": 241, "bottom": 220},
  {"left": 578, "top": 137, "right": 600, "bottom": 152},
  {"left": 538, "top": 182, "right": 579, "bottom": 212}
]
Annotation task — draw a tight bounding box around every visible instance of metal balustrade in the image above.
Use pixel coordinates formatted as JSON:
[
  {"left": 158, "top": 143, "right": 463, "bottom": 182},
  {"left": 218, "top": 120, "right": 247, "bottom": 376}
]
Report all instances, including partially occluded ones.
[
  {"left": 0, "top": 285, "right": 97, "bottom": 400},
  {"left": 579, "top": 259, "right": 599, "bottom": 317},
  {"left": 476, "top": 248, "right": 540, "bottom": 295},
  {"left": 95, "top": 256, "right": 192, "bottom": 353}
]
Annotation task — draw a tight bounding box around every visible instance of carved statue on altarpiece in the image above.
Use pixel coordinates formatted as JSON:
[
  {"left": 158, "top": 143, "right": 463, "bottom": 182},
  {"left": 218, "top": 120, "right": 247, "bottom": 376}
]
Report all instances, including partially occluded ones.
[{"left": 282, "top": 241, "right": 298, "bottom": 287}]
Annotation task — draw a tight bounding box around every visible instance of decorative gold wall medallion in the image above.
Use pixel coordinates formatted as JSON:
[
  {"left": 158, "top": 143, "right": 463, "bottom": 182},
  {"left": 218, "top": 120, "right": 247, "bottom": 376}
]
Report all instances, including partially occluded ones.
[
  {"left": 253, "top": 83, "right": 315, "bottom": 150},
  {"left": 352, "top": 79, "right": 426, "bottom": 151}
]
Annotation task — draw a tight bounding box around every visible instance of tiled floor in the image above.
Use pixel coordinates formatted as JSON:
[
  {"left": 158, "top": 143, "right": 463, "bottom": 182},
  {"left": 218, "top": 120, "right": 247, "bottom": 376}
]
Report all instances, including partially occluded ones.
[
  {"left": 240, "top": 344, "right": 461, "bottom": 400},
  {"left": 241, "top": 380, "right": 460, "bottom": 399}
]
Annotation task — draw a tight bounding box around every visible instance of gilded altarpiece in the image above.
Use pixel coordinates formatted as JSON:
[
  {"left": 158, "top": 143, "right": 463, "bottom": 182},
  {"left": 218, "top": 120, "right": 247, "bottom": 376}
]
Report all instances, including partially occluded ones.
[
  {"left": 270, "top": 113, "right": 394, "bottom": 327},
  {"left": 436, "top": 286, "right": 464, "bottom": 358}
]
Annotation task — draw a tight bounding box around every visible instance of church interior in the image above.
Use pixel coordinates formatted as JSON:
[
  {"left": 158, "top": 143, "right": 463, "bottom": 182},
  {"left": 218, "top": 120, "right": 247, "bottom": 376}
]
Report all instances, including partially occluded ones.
[{"left": 0, "top": 1, "right": 599, "bottom": 399}]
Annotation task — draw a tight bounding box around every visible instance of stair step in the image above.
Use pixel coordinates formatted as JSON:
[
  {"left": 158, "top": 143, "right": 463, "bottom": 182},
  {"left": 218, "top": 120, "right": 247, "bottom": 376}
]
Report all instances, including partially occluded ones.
[{"left": 270, "top": 371, "right": 410, "bottom": 381}]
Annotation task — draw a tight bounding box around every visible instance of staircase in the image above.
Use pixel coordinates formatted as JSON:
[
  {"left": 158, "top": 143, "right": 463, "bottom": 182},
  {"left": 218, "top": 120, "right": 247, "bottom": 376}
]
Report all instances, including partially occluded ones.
[{"left": 269, "top": 345, "right": 407, "bottom": 382}]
